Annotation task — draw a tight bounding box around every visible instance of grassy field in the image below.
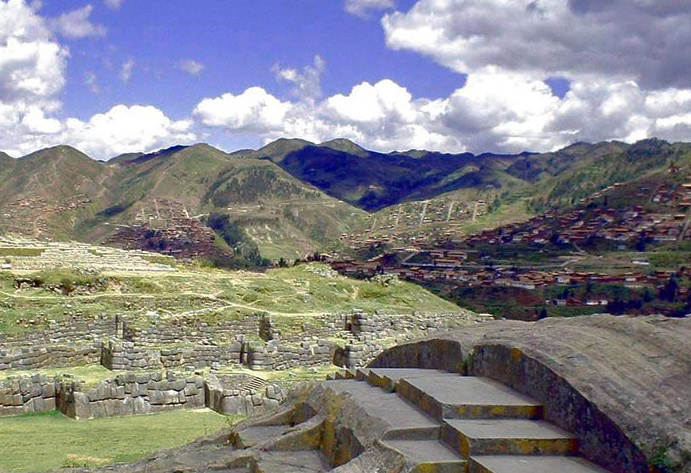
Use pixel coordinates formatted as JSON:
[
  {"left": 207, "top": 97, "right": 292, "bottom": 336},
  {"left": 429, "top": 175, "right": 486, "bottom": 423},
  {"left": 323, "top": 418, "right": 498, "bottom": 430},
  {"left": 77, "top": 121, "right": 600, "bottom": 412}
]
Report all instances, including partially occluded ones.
[
  {"left": 0, "top": 409, "right": 236, "bottom": 473},
  {"left": 0, "top": 263, "right": 464, "bottom": 335},
  {"left": 0, "top": 364, "right": 112, "bottom": 388}
]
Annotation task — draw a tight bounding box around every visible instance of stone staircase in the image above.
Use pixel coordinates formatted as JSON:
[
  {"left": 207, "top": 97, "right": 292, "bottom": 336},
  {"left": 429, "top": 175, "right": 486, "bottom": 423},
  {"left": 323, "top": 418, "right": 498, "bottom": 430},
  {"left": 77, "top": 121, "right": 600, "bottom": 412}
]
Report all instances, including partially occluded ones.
[{"left": 324, "top": 367, "right": 612, "bottom": 473}]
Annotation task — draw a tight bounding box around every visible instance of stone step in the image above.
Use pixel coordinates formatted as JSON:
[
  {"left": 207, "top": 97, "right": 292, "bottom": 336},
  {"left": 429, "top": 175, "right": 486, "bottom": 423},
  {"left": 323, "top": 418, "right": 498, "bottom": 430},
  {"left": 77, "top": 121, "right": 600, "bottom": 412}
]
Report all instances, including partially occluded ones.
[
  {"left": 355, "top": 367, "right": 370, "bottom": 380},
  {"left": 381, "top": 439, "right": 467, "bottom": 473},
  {"left": 322, "top": 380, "right": 440, "bottom": 440},
  {"left": 397, "top": 375, "right": 542, "bottom": 421},
  {"left": 365, "top": 367, "right": 459, "bottom": 392},
  {"left": 256, "top": 450, "right": 330, "bottom": 473},
  {"left": 469, "top": 455, "right": 612, "bottom": 473},
  {"left": 442, "top": 419, "right": 578, "bottom": 457}
]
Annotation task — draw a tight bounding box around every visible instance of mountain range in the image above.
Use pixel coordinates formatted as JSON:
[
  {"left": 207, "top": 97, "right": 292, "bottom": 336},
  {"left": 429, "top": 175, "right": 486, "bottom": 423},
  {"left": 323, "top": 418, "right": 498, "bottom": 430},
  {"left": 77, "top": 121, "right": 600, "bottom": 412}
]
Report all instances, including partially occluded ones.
[{"left": 1, "top": 137, "right": 689, "bottom": 262}]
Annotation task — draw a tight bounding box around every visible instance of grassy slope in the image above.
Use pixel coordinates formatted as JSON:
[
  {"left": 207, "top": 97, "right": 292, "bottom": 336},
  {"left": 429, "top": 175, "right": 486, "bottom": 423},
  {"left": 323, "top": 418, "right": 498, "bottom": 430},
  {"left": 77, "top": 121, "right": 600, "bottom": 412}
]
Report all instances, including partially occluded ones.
[
  {"left": 0, "top": 143, "right": 365, "bottom": 259},
  {"left": 0, "top": 263, "right": 463, "bottom": 336},
  {"left": 0, "top": 409, "right": 233, "bottom": 472}
]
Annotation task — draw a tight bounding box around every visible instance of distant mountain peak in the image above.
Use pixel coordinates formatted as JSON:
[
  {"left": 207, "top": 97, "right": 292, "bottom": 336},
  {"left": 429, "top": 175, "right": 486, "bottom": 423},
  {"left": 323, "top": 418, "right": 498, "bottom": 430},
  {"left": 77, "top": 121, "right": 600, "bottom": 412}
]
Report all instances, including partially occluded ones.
[
  {"left": 319, "top": 138, "right": 369, "bottom": 157},
  {"left": 255, "top": 138, "right": 314, "bottom": 162}
]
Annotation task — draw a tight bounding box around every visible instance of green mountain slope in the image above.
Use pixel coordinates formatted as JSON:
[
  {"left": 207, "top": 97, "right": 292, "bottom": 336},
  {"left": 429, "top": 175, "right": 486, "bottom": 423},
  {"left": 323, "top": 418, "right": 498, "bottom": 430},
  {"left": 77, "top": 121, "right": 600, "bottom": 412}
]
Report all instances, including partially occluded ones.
[
  {"left": 1, "top": 138, "right": 688, "bottom": 260},
  {"left": 0, "top": 144, "right": 364, "bottom": 261}
]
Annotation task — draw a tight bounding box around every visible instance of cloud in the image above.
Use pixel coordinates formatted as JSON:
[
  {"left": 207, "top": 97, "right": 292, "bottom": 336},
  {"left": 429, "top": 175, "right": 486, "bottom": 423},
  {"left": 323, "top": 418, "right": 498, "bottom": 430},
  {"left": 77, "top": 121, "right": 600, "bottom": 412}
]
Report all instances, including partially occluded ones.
[
  {"left": 50, "top": 5, "right": 106, "bottom": 39},
  {"left": 103, "top": 0, "right": 123, "bottom": 10},
  {"left": 0, "top": 0, "right": 67, "bottom": 153},
  {"left": 84, "top": 70, "right": 99, "bottom": 93},
  {"left": 59, "top": 105, "right": 196, "bottom": 159},
  {"left": 345, "top": 0, "right": 394, "bottom": 18},
  {"left": 382, "top": 0, "right": 691, "bottom": 90},
  {"left": 194, "top": 87, "right": 292, "bottom": 134},
  {"left": 120, "top": 58, "right": 134, "bottom": 82},
  {"left": 0, "top": 2, "right": 194, "bottom": 159},
  {"left": 193, "top": 69, "right": 691, "bottom": 154},
  {"left": 273, "top": 55, "right": 325, "bottom": 102},
  {"left": 179, "top": 59, "right": 204, "bottom": 75}
]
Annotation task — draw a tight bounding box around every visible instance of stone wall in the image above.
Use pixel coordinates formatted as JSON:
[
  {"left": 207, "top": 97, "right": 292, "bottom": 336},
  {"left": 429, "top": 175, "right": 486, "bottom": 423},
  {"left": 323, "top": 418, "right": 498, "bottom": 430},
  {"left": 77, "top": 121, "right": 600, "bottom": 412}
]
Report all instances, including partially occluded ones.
[
  {"left": 204, "top": 373, "right": 285, "bottom": 416},
  {"left": 101, "top": 341, "right": 245, "bottom": 371},
  {"left": 0, "top": 315, "right": 118, "bottom": 347},
  {"left": 247, "top": 339, "right": 336, "bottom": 371},
  {"left": 0, "top": 310, "right": 487, "bottom": 373},
  {"left": 0, "top": 344, "right": 100, "bottom": 371},
  {"left": 1, "top": 370, "right": 286, "bottom": 420},
  {"left": 0, "top": 373, "right": 56, "bottom": 416},
  {"left": 57, "top": 371, "right": 205, "bottom": 419}
]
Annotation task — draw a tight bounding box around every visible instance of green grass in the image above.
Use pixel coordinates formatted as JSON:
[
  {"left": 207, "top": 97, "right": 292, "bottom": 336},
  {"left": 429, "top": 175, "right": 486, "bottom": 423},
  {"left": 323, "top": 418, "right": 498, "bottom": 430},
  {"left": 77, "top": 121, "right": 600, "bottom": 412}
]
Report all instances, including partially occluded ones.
[
  {"left": 0, "top": 263, "right": 463, "bottom": 335},
  {"left": 0, "top": 409, "right": 237, "bottom": 473},
  {"left": 0, "top": 364, "right": 113, "bottom": 389},
  {"left": 0, "top": 248, "right": 44, "bottom": 258}
]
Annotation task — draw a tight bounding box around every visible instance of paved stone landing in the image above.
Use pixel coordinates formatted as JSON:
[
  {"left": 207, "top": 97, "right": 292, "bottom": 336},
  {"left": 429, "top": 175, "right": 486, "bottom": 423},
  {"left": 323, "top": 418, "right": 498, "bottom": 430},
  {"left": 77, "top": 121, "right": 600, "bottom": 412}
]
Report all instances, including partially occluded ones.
[
  {"left": 397, "top": 375, "right": 543, "bottom": 420},
  {"left": 365, "top": 367, "right": 459, "bottom": 392},
  {"left": 323, "top": 379, "right": 440, "bottom": 439}
]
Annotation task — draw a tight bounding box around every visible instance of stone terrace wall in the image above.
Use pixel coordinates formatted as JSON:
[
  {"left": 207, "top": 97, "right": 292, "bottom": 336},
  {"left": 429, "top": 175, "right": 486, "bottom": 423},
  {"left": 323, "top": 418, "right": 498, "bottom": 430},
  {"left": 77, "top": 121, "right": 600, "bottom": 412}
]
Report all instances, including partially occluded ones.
[
  {"left": 127, "top": 318, "right": 261, "bottom": 345},
  {"left": 57, "top": 371, "right": 205, "bottom": 419},
  {"left": 0, "top": 310, "right": 488, "bottom": 373},
  {"left": 0, "top": 315, "right": 118, "bottom": 347},
  {"left": 0, "top": 373, "right": 56, "bottom": 416},
  {"left": 0, "top": 344, "right": 100, "bottom": 371},
  {"left": 101, "top": 341, "right": 245, "bottom": 371},
  {"left": 1, "top": 370, "right": 285, "bottom": 420},
  {"left": 247, "top": 339, "right": 336, "bottom": 371}
]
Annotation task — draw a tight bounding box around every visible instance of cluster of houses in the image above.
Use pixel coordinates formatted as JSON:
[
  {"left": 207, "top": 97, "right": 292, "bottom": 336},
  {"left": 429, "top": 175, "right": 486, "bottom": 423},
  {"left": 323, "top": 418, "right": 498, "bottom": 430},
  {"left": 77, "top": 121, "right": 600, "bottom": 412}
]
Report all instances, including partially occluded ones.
[
  {"left": 106, "top": 199, "right": 221, "bottom": 260},
  {"left": 466, "top": 178, "right": 691, "bottom": 247},
  {"left": 329, "top": 180, "right": 691, "bottom": 308}
]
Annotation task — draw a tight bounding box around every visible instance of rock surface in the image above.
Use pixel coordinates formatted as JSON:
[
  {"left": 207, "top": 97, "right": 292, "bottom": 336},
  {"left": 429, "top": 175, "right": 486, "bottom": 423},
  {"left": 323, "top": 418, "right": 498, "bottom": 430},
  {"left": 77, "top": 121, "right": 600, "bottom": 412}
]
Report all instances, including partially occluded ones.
[
  {"left": 371, "top": 314, "right": 691, "bottom": 473},
  {"left": 80, "top": 314, "right": 690, "bottom": 473}
]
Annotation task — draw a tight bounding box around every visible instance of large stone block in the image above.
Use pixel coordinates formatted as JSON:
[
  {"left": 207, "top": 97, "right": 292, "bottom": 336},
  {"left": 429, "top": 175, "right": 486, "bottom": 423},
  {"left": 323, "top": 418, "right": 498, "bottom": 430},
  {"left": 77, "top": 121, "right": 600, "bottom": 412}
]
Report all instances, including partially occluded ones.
[
  {"left": 133, "top": 396, "right": 151, "bottom": 415},
  {"left": 149, "top": 389, "right": 179, "bottom": 405}
]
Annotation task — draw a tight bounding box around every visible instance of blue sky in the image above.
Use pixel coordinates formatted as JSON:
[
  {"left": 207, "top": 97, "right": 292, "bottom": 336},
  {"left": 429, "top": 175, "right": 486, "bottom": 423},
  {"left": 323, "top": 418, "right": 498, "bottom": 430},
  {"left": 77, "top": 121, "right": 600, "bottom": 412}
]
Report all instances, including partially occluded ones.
[
  {"left": 1, "top": 0, "right": 690, "bottom": 159},
  {"left": 44, "top": 0, "right": 460, "bottom": 121}
]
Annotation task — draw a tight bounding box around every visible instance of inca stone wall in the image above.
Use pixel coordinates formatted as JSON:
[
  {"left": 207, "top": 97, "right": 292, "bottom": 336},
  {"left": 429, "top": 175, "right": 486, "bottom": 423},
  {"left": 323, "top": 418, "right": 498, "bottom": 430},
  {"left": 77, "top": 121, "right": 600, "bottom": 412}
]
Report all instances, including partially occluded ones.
[
  {"left": 0, "top": 373, "right": 56, "bottom": 416},
  {"left": 0, "top": 315, "right": 118, "bottom": 346},
  {"left": 1, "top": 370, "right": 286, "bottom": 420},
  {"left": 204, "top": 373, "right": 285, "bottom": 416},
  {"left": 0, "top": 344, "right": 100, "bottom": 371},
  {"left": 0, "top": 310, "right": 489, "bottom": 373},
  {"left": 57, "top": 371, "right": 206, "bottom": 420}
]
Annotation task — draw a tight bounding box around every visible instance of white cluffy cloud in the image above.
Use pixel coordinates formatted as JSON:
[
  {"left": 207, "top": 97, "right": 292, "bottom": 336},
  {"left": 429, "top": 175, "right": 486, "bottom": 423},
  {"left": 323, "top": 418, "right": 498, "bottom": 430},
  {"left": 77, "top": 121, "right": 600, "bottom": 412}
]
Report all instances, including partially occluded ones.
[
  {"left": 382, "top": 0, "right": 691, "bottom": 90},
  {"left": 345, "top": 0, "right": 394, "bottom": 18},
  {"left": 59, "top": 105, "right": 196, "bottom": 159},
  {"left": 194, "top": 67, "right": 691, "bottom": 154},
  {"left": 50, "top": 5, "right": 106, "bottom": 39},
  {"left": 0, "top": 1, "right": 195, "bottom": 159},
  {"left": 194, "top": 87, "right": 292, "bottom": 134},
  {"left": 179, "top": 59, "right": 204, "bottom": 75}
]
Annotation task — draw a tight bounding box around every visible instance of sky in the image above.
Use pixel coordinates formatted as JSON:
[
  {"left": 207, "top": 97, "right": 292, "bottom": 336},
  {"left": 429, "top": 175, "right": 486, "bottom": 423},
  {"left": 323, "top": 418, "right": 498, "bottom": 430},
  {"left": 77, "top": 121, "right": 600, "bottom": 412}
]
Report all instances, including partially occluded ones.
[{"left": 1, "top": 0, "right": 691, "bottom": 159}]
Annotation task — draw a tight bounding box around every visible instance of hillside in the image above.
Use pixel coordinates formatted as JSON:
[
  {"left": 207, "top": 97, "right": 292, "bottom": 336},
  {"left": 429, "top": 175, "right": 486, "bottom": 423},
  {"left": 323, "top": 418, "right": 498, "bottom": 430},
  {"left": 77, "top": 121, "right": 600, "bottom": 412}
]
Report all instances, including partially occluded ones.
[
  {"left": 1, "top": 138, "right": 689, "bottom": 262},
  {"left": 0, "top": 144, "right": 364, "bottom": 262}
]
